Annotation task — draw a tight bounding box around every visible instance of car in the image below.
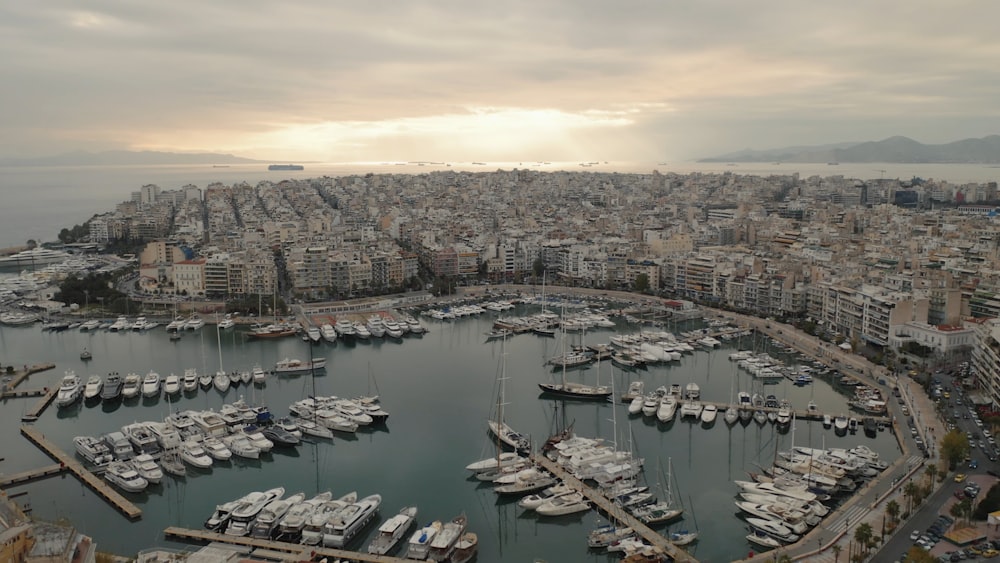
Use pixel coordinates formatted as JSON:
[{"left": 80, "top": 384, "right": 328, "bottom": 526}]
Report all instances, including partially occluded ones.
[
  {"left": 982, "top": 548, "right": 999, "bottom": 558},
  {"left": 956, "top": 473, "right": 968, "bottom": 483},
  {"left": 912, "top": 530, "right": 923, "bottom": 541},
  {"left": 956, "top": 490, "right": 968, "bottom": 499},
  {"left": 970, "top": 459, "right": 980, "bottom": 469}
]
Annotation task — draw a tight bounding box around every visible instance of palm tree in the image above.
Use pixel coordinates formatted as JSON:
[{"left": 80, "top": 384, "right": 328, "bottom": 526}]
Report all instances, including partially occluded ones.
[
  {"left": 832, "top": 544, "right": 842, "bottom": 563},
  {"left": 904, "top": 481, "right": 920, "bottom": 512},
  {"left": 886, "top": 499, "right": 901, "bottom": 524},
  {"left": 924, "top": 465, "right": 936, "bottom": 486},
  {"left": 854, "top": 522, "right": 874, "bottom": 556}
]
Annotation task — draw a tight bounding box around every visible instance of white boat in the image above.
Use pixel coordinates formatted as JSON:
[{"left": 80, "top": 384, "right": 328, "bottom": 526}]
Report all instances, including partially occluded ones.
[
  {"left": 701, "top": 403, "right": 718, "bottom": 424},
  {"left": 368, "top": 506, "right": 418, "bottom": 555},
  {"left": 427, "top": 512, "right": 466, "bottom": 561},
  {"left": 163, "top": 373, "right": 181, "bottom": 396},
  {"left": 745, "top": 517, "right": 799, "bottom": 543},
  {"left": 746, "top": 529, "right": 782, "bottom": 549},
  {"left": 669, "top": 530, "right": 699, "bottom": 546},
  {"left": 184, "top": 315, "right": 205, "bottom": 330},
  {"left": 251, "top": 492, "right": 305, "bottom": 539},
  {"left": 334, "top": 318, "right": 356, "bottom": 339},
  {"left": 406, "top": 521, "right": 442, "bottom": 560},
  {"left": 166, "top": 316, "right": 186, "bottom": 331},
  {"left": 834, "top": 415, "right": 849, "bottom": 431},
  {"left": 354, "top": 322, "right": 371, "bottom": 340},
  {"left": 218, "top": 315, "right": 235, "bottom": 329},
  {"left": 199, "top": 371, "right": 213, "bottom": 389},
  {"left": 275, "top": 491, "right": 332, "bottom": 542},
  {"left": 130, "top": 453, "right": 163, "bottom": 484},
  {"left": 536, "top": 491, "right": 590, "bottom": 516},
  {"left": 679, "top": 400, "right": 703, "bottom": 420},
  {"left": 274, "top": 357, "right": 327, "bottom": 375},
  {"left": 322, "top": 493, "right": 382, "bottom": 548},
  {"left": 724, "top": 404, "right": 739, "bottom": 425},
  {"left": 225, "top": 487, "right": 286, "bottom": 537},
  {"left": 822, "top": 414, "right": 832, "bottom": 428},
  {"left": 307, "top": 326, "right": 322, "bottom": 342},
  {"left": 656, "top": 394, "right": 677, "bottom": 423},
  {"left": 214, "top": 371, "right": 230, "bottom": 393},
  {"left": 55, "top": 371, "right": 83, "bottom": 407},
  {"left": 321, "top": 323, "right": 339, "bottom": 342},
  {"left": 518, "top": 484, "right": 573, "bottom": 510},
  {"left": 121, "top": 373, "right": 141, "bottom": 399},
  {"left": 141, "top": 371, "right": 161, "bottom": 398},
  {"left": 465, "top": 452, "right": 525, "bottom": 473},
  {"left": 252, "top": 365, "right": 267, "bottom": 384},
  {"left": 73, "top": 435, "right": 113, "bottom": 465},
  {"left": 222, "top": 434, "right": 260, "bottom": 459},
  {"left": 293, "top": 416, "right": 335, "bottom": 439},
  {"left": 83, "top": 374, "right": 103, "bottom": 400},
  {"left": 300, "top": 492, "right": 357, "bottom": 546},
  {"left": 182, "top": 369, "right": 199, "bottom": 392},
  {"left": 104, "top": 461, "right": 148, "bottom": 493}
]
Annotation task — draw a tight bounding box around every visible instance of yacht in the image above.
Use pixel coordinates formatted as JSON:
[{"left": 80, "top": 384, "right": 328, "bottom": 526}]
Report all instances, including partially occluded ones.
[
  {"left": 536, "top": 491, "right": 590, "bottom": 516},
  {"left": 103, "top": 461, "right": 148, "bottom": 493},
  {"left": 275, "top": 491, "right": 332, "bottom": 542},
  {"left": 656, "top": 394, "right": 677, "bottom": 423},
  {"left": 222, "top": 434, "right": 260, "bottom": 459},
  {"left": 823, "top": 414, "right": 833, "bottom": 428},
  {"left": 365, "top": 317, "right": 385, "bottom": 338},
  {"left": 427, "top": 512, "right": 466, "bottom": 561},
  {"left": 834, "top": 415, "right": 849, "bottom": 432},
  {"left": 321, "top": 323, "right": 338, "bottom": 342},
  {"left": 746, "top": 529, "right": 783, "bottom": 549},
  {"left": 334, "top": 318, "right": 356, "bottom": 339},
  {"left": 205, "top": 497, "right": 245, "bottom": 532},
  {"left": 217, "top": 314, "right": 235, "bottom": 329},
  {"left": 225, "top": 487, "right": 286, "bottom": 537},
  {"left": 184, "top": 315, "right": 205, "bottom": 330},
  {"left": 354, "top": 322, "right": 371, "bottom": 340},
  {"left": 517, "top": 484, "right": 573, "bottom": 510},
  {"left": 684, "top": 382, "right": 700, "bottom": 399},
  {"left": 163, "top": 373, "right": 181, "bottom": 396},
  {"left": 307, "top": 326, "right": 322, "bottom": 342},
  {"left": 368, "top": 506, "right": 418, "bottom": 555},
  {"left": 406, "top": 521, "right": 442, "bottom": 560},
  {"left": 180, "top": 440, "right": 214, "bottom": 468},
  {"left": 465, "top": 452, "right": 525, "bottom": 473},
  {"left": 301, "top": 492, "right": 357, "bottom": 546},
  {"left": 701, "top": 403, "right": 718, "bottom": 424},
  {"left": 122, "top": 422, "right": 160, "bottom": 455},
  {"left": 141, "top": 371, "right": 161, "bottom": 398},
  {"left": 679, "top": 400, "right": 703, "bottom": 420},
  {"left": 129, "top": 453, "right": 163, "bottom": 485},
  {"left": 274, "top": 357, "right": 327, "bottom": 375},
  {"left": 252, "top": 365, "right": 267, "bottom": 384},
  {"left": 83, "top": 374, "right": 104, "bottom": 401},
  {"left": 73, "top": 435, "right": 113, "bottom": 465},
  {"left": 199, "top": 371, "right": 213, "bottom": 389},
  {"left": 214, "top": 371, "right": 230, "bottom": 393},
  {"left": 323, "top": 493, "right": 382, "bottom": 548},
  {"left": 383, "top": 319, "right": 404, "bottom": 339},
  {"left": 102, "top": 431, "right": 134, "bottom": 460},
  {"left": 200, "top": 435, "right": 233, "bottom": 461},
  {"left": 251, "top": 492, "right": 305, "bottom": 539},
  {"left": 55, "top": 371, "right": 83, "bottom": 408},
  {"left": 182, "top": 369, "right": 199, "bottom": 392},
  {"left": 131, "top": 316, "right": 156, "bottom": 331},
  {"left": 165, "top": 316, "right": 186, "bottom": 331}
]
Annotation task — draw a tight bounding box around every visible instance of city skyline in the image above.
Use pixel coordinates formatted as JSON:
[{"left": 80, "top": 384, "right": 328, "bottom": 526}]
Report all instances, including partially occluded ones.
[{"left": 3, "top": 1, "right": 1000, "bottom": 163}]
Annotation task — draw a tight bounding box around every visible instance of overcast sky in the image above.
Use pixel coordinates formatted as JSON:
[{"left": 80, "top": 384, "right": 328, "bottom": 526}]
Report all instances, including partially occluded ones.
[{"left": 3, "top": 1, "right": 1000, "bottom": 163}]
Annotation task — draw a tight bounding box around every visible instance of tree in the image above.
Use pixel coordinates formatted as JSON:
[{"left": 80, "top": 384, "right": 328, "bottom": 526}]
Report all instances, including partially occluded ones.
[
  {"left": 532, "top": 257, "right": 545, "bottom": 281},
  {"left": 853, "top": 522, "right": 874, "bottom": 557},
  {"left": 973, "top": 482, "right": 1000, "bottom": 520},
  {"left": 940, "top": 430, "right": 970, "bottom": 469},
  {"left": 903, "top": 546, "right": 938, "bottom": 563},
  {"left": 903, "top": 481, "right": 920, "bottom": 512},
  {"left": 923, "top": 465, "right": 936, "bottom": 487},
  {"left": 634, "top": 273, "right": 650, "bottom": 293},
  {"left": 952, "top": 497, "right": 972, "bottom": 522},
  {"left": 832, "top": 544, "right": 842, "bottom": 563},
  {"left": 886, "top": 499, "right": 900, "bottom": 524}
]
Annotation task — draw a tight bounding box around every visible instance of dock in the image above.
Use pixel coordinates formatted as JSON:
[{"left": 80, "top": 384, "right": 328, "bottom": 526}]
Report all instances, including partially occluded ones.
[
  {"left": 0, "top": 463, "right": 66, "bottom": 488},
  {"left": 4, "top": 363, "right": 56, "bottom": 390},
  {"left": 531, "top": 453, "right": 698, "bottom": 563},
  {"left": 164, "top": 526, "right": 413, "bottom": 562},
  {"left": 20, "top": 386, "right": 58, "bottom": 421},
  {"left": 1, "top": 388, "right": 48, "bottom": 399},
  {"left": 20, "top": 426, "right": 142, "bottom": 520}
]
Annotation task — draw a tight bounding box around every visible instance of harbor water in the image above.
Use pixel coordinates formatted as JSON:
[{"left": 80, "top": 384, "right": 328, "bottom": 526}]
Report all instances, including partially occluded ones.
[{"left": 0, "top": 308, "right": 902, "bottom": 562}]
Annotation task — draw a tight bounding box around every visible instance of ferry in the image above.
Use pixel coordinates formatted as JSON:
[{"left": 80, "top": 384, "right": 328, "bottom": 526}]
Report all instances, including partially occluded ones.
[{"left": 268, "top": 164, "right": 304, "bottom": 171}]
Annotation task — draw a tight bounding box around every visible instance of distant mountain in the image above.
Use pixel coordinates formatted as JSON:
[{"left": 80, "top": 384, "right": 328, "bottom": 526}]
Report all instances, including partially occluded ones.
[
  {"left": 0, "top": 150, "right": 262, "bottom": 166},
  {"left": 700, "top": 135, "right": 1000, "bottom": 164}
]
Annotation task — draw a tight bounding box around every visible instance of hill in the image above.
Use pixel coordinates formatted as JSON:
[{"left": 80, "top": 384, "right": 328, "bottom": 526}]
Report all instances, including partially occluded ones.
[{"left": 700, "top": 135, "right": 1000, "bottom": 164}]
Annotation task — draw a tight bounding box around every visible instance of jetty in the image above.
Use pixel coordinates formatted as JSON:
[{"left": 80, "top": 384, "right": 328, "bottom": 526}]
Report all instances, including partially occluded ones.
[
  {"left": 531, "top": 452, "right": 698, "bottom": 563},
  {"left": 0, "top": 463, "right": 66, "bottom": 487},
  {"left": 19, "top": 426, "right": 142, "bottom": 520},
  {"left": 3, "top": 363, "right": 56, "bottom": 390},
  {"left": 20, "top": 386, "right": 58, "bottom": 422},
  {"left": 164, "top": 526, "right": 412, "bottom": 562},
  {"left": 1, "top": 387, "right": 48, "bottom": 399}
]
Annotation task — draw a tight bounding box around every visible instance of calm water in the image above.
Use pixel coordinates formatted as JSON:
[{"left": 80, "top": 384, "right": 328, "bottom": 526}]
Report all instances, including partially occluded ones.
[
  {"left": 0, "top": 310, "right": 902, "bottom": 561},
  {"left": 1, "top": 161, "right": 998, "bottom": 249}
]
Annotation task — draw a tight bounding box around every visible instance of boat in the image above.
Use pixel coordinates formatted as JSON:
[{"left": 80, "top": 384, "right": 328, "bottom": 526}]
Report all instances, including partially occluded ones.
[
  {"left": 334, "top": 318, "right": 356, "bottom": 339},
  {"left": 823, "top": 414, "right": 832, "bottom": 428},
  {"left": 0, "top": 248, "right": 71, "bottom": 269},
  {"left": 753, "top": 409, "right": 768, "bottom": 425},
  {"left": 252, "top": 365, "right": 267, "bottom": 384},
  {"left": 184, "top": 315, "right": 205, "bottom": 330},
  {"left": 180, "top": 440, "right": 214, "bottom": 468},
  {"left": 218, "top": 314, "right": 235, "bottom": 329},
  {"left": 182, "top": 369, "right": 199, "bottom": 392},
  {"left": 406, "top": 521, "right": 442, "bottom": 560},
  {"left": 274, "top": 357, "right": 326, "bottom": 375},
  {"left": 536, "top": 491, "right": 590, "bottom": 516},
  {"left": 669, "top": 530, "right": 698, "bottom": 546},
  {"left": 141, "top": 371, "right": 161, "bottom": 398},
  {"left": 465, "top": 451, "right": 525, "bottom": 473},
  {"left": 261, "top": 425, "right": 301, "bottom": 447},
  {"left": 368, "top": 506, "right": 418, "bottom": 555},
  {"left": 160, "top": 449, "right": 187, "bottom": 477},
  {"left": 301, "top": 492, "right": 357, "bottom": 545},
  {"left": 100, "top": 374, "right": 124, "bottom": 402},
  {"left": 321, "top": 323, "right": 339, "bottom": 342},
  {"left": 589, "top": 524, "right": 636, "bottom": 548},
  {"left": 83, "top": 374, "right": 103, "bottom": 401},
  {"left": 701, "top": 403, "right": 718, "bottom": 424},
  {"left": 275, "top": 491, "right": 332, "bottom": 542},
  {"left": 268, "top": 164, "right": 304, "bottom": 171},
  {"left": 307, "top": 326, "right": 322, "bottom": 342},
  {"left": 80, "top": 349, "right": 92, "bottom": 361},
  {"left": 222, "top": 434, "right": 260, "bottom": 459},
  {"left": 121, "top": 373, "right": 141, "bottom": 399},
  {"left": 746, "top": 528, "right": 782, "bottom": 549},
  {"left": 163, "top": 373, "right": 181, "bottom": 396},
  {"left": 103, "top": 461, "right": 148, "bottom": 493},
  {"left": 225, "top": 487, "right": 286, "bottom": 536},
  {"left": 129, "top": 453, "right": 163, "bottom": 485},
  {"left": 834, "top": 415, "right": 849, "bottom": 432},
  {"left": 73, "top": 435, "right": 113, "bottom": 465},
  {"left": 55, "top": 371, "right": 83, "bottom": 407},
  {"left": 198, "top": 371, "right": 213, "bottom": 389},
  {"left": 247, "top": 323, "right": 298, "bottom": 339},
  {"left": 745, "top": 517, "right": 799, "bottom": 543},
  {"left": 214, "top": 371, "right": 230, "bottom": 393},
  {"left": 426, "top": 512, "right": 466, "bottom": 561},
  {"left": 450, "top": 532, "right": 478, "bottom": 563},
  {"left": 251, "top": 492, "right": 305, "bottom": 539},
  {"left": 323, "top": 493, "right": 382, "bottom": 548}
]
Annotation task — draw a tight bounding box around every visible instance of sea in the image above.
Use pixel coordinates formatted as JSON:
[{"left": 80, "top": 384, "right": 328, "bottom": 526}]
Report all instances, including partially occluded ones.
[
  {"left": 0, "top": 313, "right": 900, "bottom": 562},
  {"left": 1, "top": 160, "right": 1000, "bottom": 250}
]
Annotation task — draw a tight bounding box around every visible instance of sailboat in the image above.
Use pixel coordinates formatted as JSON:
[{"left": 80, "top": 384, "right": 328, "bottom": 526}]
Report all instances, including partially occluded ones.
[
  {"left": 538, "top": 315, "right": 612, "bottom": 400},
  {"left": 213, "top": 317, "right": 229, "bottom": 393},
  {"left": 629, "top": 458, "right": 683, "bottom": 524},
  {"left": 468, "top": 336, "right": 528, "bottom": 475},
  {"left": 487, "top": 335, "right": 530, "bottom": 453},
  {"left": 724, "top": 367, "right": 739, "bottom": 425}
]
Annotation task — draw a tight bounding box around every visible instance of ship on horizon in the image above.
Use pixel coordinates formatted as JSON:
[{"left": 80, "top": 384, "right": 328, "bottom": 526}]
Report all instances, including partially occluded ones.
[{"left": 268, "top": 164, "right": 304, "bottom": 171}]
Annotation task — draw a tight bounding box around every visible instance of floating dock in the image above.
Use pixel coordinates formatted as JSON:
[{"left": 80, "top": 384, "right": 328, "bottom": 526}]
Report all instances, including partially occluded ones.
[
  {"left": 20, "top": 426, "right": 142, "bottom": 520},
  {"left": 4, "top": 363, "right": 56, "bottom": 389},
  {"left": 20, "top": 386, "right": 58, "bottom": 421},
  {"left": 531, "top": 452, "right": 698, "bottom": 563},
  {"left": 1, "top": 388, "right": 48, "bottom": 399},
  {"left": 164, "top": 526, "right": 413, "bottom": 562},
  {"left": 0, "top": 463, "right": 66, "bottom": 487}
]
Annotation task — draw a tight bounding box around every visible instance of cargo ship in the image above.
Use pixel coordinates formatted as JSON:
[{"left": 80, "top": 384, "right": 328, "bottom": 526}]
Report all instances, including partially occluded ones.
[{"left": 268, "top": 164, "right": 304, "bottom": 171}]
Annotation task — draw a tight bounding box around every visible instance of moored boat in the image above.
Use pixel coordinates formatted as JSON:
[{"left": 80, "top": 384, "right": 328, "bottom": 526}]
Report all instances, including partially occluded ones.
[{"left": 367, "top": 506, "right": 418, "bottom": 555}]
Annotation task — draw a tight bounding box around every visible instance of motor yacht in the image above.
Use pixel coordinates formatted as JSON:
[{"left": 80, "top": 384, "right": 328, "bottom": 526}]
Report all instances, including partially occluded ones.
[
  {"left": 83, "top": 374, "right": 103, "bottom": 401},
  {"left": 141, "top": 371, "right": 161, "bottom": 398},
  {"left": 222, "top": 434, "right": 260, "bottom": 459},
  {"left": 55, "top": 371, "right": 83, "bottom": 408},
  {"left": 214, "top": 371, "right": 230, "bottom": 393},
  {"left": 102, "top": 431, "right": 134, "bottom": 461},
  {"left": 367, "top": 506, "right": 418, "bottom": 555},
  {"left": 104, "top": 461, "right": 148, "bottom": 493},
  {"left": 122, "top": 422, "right": 160, "bottom": 455},
  {"left": 406, "top": 521, "right": 442, "bottom": 560},
  {"left": 100, "top": 374, "right": 124, "bottom": 401},
  {"left": 73, "top": 435, "right": 113, "bottom": 465},
  {"left": 274, "top": 357, "right": 327, "bottom": 375},
  {"left": 199, "top": 435, "right": 233, "bottom": 461},
  {"left": 323, "top": 493, "right": 382, "bottom": 548},
  {"left": 275, "top": 491, "right": 332, "bottom": 542},
  {"left": 701, "top": 403, "right": 719, "bottom": 424},
  {"left": 130, "top": 453, "right": 163, "bottom": 485},
  {"left": 252, "top": 365, "right": 267, "bottom": 384},
  {"left": 225, "top": 487, "right": 285, "bottom": 537},
  {"left": 163, "top": 373, "right": 181, "bottom": 396},
  {"left": 251, "top": 492, "right": 305, "bottom": 539},
  {"left": 426, "top": 512, "right": 466, "bottom": 561},
  {"left": 180, "top": 440, "right": 214, "bottom": 468},
  {"left": 321, "top": 323, "right": 338, "bottom": 342},
  {"left": 300, "top": 492, "right": 356, "bottom": 546},
  {"left": 334, "top": 318, "right": 356, "bottom": 339},
  {"left": 536, "top": 491, "right": 590, "bottom": 516},
  {"left": 184, "top": 315, "right": 205, "bottom": 330},
  {"left": 182, "top": 369, "right": 199, "bottom": 392},
  {"left": 218, "top": 314, "right": 235, "bottom": 329}
]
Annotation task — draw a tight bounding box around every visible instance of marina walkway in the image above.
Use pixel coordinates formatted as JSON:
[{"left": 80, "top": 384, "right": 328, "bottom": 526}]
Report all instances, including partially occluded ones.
[
  {"left": 20, "top": 386, "right": 58, "bottom": 421},
  {"left": 164, "top": 526, "right": 412, "bottom": 562},
  {"left": 20, "top": 425, "right": 142, "bottom": 520},
  {"left": 3, "top": 363, "right": 55, "bottom": 390},
  {"left": 0, "top": 463, "right": 66, "bottom": 487},
  {"left": 531, "top": 452, "right": 698, "bottom": 563}
]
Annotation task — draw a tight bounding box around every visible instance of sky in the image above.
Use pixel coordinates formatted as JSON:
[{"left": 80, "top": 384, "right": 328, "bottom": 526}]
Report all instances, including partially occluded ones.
[{"left": 3, "top": 1, "right": 1000, "bottom": 163}]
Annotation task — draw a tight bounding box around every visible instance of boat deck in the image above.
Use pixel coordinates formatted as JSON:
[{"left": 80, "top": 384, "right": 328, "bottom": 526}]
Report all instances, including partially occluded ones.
[
  {"left": 20, "top": 425, "right": 142, "bottom": 520},
  {"left": 164, "top": 526, "right": 413, "bottom": 562},
  {"left": 530, "top": 452, "right": 698, "bottom": 562}
]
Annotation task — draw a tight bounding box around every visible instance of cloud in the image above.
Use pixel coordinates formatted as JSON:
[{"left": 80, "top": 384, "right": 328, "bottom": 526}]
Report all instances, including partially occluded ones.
[{"left": 1, "top": 1, "right": 999, "bottom": 160}]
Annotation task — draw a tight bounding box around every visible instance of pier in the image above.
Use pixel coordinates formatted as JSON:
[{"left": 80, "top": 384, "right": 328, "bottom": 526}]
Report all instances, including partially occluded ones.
[
  {"left": 20, "top": 386, "right": 58, "bottom": 422},
  {"left": 20, "top": 426, "right": 142, "bottom": 520},
  {"left": 1, "top": 387, "right": 48, "bottom": 399},
  {"left": 531, "top": 453, "right": 698, "bottom": 563},
  {"left": 164, "top": 526, "right": 413, "bottom": 562},
  {"left": 3, "top": 363, "right": 56, "bottom": 390},
  {"left": 0, "top": 463, "right": 66, "bottom": 487}
]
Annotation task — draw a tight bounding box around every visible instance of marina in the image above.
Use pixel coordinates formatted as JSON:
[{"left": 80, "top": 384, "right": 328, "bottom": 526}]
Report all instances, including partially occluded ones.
[{"left": 0, "top": 303, "right": 904, "bottom": 561}]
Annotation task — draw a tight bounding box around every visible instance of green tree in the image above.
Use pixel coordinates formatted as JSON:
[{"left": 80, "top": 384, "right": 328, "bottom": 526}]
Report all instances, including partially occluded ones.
[
  {"left": 832, "top": 544, "right": 842, "bottom": 563},
  {"left": 886, "top": 499, "right": 900, "bottom": 524},
  {"left": 532, "top": 257, "right": 545, "bottom": 281},
  {"left": 903, "top": 546, "right": 938, "bottom": 563},
  {"left": 923, "top": 465, "right": 936, "bottom": 487},
  {"left": 634, "top": 273, "right": 650, "bottom": 293},
  {"left": 853, "top": 522, "right": 874, "bottom": 556},
  {"left": 973, "top": 482, "right": 1000, "bottom": 520},
  {"left": 903, "top": 481, "right": 920, "bottom": 512},
  {"left": 940, "top": 430, "right": 970, "bottom": 469}
]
